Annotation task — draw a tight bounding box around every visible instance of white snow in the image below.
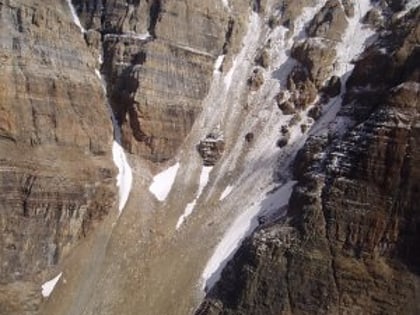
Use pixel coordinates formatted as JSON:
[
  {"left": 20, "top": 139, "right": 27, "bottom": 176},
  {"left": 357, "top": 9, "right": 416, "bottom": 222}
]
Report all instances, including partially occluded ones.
[
  {"left": 214, "top": 55, "right": 225, "bottom": 73},
  {"left": 221, "top": 0, "right": 230, "bottom": 11},
  {"left": 85, "top": 5, "right": 133, "bottom": 213},
  {"left": 65, "top": 0, "right": 86, "bottom": 33},
  {"left": 201, "top": 181, "right": 296, "bottom": 291},
  {"left": 95, "top": 66, "right": 133, "bottom": 214},
  {"left": 149, "top": 163, "right": 180, "bottom": 202},
  {"left": 199, "top": 0, "right": 375, "bottom": 293},
  {"left": 176, "top": 166, "right": 213, "bottom": 230},
  {"left": 197, "top": 166, "right": 213, "bottom": 197},
  {"left": 333, "top": 0, "right": 375, "bottom": 78},
  {"left": 396, "top": 0, "right": 420, "bottom": 17},
  {"left": 219, "top": 185, "right": 234, "bottom": 201},
  {"left": 112, "top": 141, "right": 133, "bottom": 212},
  {"left": 104, "top": 32, "right": 151, "bottom": 41},
  {"left": 223, "top": 12, "right": 261, "bottom": 90},
  {"left": 310, "top": 0, "right": 375, "bottom": 137},
  {"left": 41, "top": 272, "right": 62, "bottom": 297},
  {"left": 176, "top": 200, "right": 197, "bottom": 230}
]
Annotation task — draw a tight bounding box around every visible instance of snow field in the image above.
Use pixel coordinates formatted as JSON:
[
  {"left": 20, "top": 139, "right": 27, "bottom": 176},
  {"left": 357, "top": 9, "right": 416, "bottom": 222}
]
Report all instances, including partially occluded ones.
[{"left": 199, "top": 0, "right": 376, "bottom": 293}]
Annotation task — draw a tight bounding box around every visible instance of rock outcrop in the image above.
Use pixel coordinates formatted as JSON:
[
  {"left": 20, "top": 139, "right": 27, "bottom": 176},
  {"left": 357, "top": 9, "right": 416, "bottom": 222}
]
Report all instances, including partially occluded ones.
[
  {"left": 196, "top": 4, "right": 420, "bottom": 315},
  {"left": 71, "top": 0, "right": 234, "bottom": 162},
  {"left": 197, "top": 133, "right": 225, "bottom": 166},
  {"left": 0, "top": 1, "right": 116, "bottom": 313}
]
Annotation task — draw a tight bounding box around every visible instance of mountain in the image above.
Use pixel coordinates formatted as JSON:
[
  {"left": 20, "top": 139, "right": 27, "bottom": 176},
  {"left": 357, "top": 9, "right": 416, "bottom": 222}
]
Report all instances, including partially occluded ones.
[{"left": 0, "top": 0, "right": 419, "bottom": 314}]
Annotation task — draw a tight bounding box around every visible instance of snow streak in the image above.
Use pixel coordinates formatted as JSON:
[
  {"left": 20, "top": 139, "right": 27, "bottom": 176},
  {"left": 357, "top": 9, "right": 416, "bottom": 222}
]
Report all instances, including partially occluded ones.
[
  {"left": 65, "top": 0, "right": 85, "bottom": 33},
  {"left": 41, "top": 272, "right": 63, "bottom": 297}
]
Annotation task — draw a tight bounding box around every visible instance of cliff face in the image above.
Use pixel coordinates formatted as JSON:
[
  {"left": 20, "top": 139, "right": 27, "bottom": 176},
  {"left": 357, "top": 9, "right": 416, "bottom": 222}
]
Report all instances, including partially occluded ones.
[
  {"left": 1, "top": 0, "right": 419, "bottom": 314},
  {"left": 0, "top": 1, "right": 116, "bottom": 313},
  {"left": 72, "top": 0, "right": 235, "bottom": 162},
  {"left": 196, "top": 3, "right": 420, "bottom": 315}
]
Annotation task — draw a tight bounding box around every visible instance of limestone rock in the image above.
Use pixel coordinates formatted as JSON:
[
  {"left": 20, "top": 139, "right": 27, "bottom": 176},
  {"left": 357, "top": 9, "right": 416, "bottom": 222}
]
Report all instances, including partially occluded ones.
[
  {"left": 247, "top": 68, "right": 265, "bottom": 91},
  {"left": 0, "top": 1, "right": 117, "bottom": 312},
  {"left": 307, "top": 0, "right": 348, "bottom": 41},
  {"left": 197, "top": 134, "right": 225, "bottom": 166},
  {"left": 291, "top": 38, "right": 337, "bottom": 87},
  {"left": 196, "top": 5, "right": 420, "bottom": 315},
  {"left": 76, "top": 0, "right": 231, "bottom": 162}
]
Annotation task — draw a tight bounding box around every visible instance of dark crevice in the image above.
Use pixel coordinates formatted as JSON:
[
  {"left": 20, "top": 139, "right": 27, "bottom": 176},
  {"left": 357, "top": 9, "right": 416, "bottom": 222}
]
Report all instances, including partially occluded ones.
[
  {"left": 148, "top": 0, "right": 161, "bottom": 38},
  {"left": 222, "top": 18, "right": 234, "bottom": 54}
]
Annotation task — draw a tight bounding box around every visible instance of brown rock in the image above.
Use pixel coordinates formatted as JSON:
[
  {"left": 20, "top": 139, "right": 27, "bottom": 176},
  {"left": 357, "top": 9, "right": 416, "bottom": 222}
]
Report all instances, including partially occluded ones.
[
  {"left": 197, "top": 134, "right": 225, "bottom": 166},
  {"left": 247, "top": 68, "right": 265, "bottom": 91},
  {"left": 0, "top": 1, "right": 117, "bottom": 312},
  {"left": 308, "top": 0, "right": 348, "bottom": 41}
]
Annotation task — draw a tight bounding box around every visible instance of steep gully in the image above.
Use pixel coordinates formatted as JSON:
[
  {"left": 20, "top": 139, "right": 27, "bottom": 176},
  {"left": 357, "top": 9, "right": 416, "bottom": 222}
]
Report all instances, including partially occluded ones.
[
  {"left": 39, "top": 0, "right": 134, "bottom": 307},
  {"left": 40, "top": 0, "right": 406, "bottom": 314}
]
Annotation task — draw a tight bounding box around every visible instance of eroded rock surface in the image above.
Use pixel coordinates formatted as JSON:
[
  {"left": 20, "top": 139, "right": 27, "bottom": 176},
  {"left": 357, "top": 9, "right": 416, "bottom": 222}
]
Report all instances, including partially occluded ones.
[
  {"left": 196, "top": 4, "right": 420, "bottom": 315},
  {"left": 0, "top": 1, "right": 116, "bottom": 313}
]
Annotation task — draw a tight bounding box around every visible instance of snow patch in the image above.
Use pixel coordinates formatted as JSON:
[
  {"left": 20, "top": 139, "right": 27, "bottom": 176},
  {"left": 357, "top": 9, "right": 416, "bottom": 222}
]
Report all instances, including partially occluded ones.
[
  {"left": 104, "top": 32, "right": 151, "bottom": 41},
  {"left": 197, "top": 166, "right": 213, "bottom": 198},
  {"left": 95, "top": 56, "right": 133, "bottom": 214},
  {"left": 223, "top": 12, "right": 261, "bottom": 89},
  {"left": 41, "top": 272, "right": 62, "bottom": 297},
  {"left": 214, "top": 55, "right": 225, "bottom": 73},
  {"left": 65, "top": 0, "right": 85, "bottom": 33},
  {"left": 333, "top": 0, "right": 375, "bottom": 78},
  {"left": 149, "top": 163, "right": 180, "bottom": 202},
  {"left": 201, "top": 181, "right": 296, "bottom": 291},
  {"left": 219, "top": 185, "right": 234, "bottom": 201},
  {"left": 176, "top": 200, "right": 197, "bottom": 230},
  {"left": 112, "top": 141, "right": 133, "bottom": 213},
  {"left": 176, "top": 166, "right": 213, "bottom": 230}
]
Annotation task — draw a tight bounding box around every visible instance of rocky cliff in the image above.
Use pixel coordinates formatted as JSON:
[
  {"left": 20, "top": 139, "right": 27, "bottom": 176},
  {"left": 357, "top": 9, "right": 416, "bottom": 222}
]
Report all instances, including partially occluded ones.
[
  {"left": 0, "top": 0, "right": 419, "bottom": 314},
  {"left": 196, "top": 2, "right": 420, "bottom": 314},
  {"left": 0, "top": 1, "right": 116, "bottom": 313},
  {"left": 71, "top": 0, "right": 236, "bottom": 161}
]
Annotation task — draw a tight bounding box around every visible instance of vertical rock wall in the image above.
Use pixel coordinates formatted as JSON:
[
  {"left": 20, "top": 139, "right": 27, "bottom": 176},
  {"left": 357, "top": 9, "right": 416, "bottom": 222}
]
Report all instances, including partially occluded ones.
[{"left": 0, "top": 1, "right": 116, "bottom": 313}]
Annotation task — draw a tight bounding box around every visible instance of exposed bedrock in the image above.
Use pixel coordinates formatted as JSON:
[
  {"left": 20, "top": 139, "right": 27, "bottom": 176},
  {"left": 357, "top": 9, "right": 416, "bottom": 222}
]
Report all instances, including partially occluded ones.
[
  {"left": 196, "top": 4, "right": 420, "bottom": 315},
  {"left": 72, "top": 0, "right": 239, "bottom": 162},
  {"left": 0, "top": 1, "right": 116, "bottom": 313}
]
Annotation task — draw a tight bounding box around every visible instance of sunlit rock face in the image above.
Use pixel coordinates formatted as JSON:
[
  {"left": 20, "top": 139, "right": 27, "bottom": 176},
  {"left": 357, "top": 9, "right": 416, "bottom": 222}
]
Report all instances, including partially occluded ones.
[
  {"left": 196, "top": 4, "right": 420, "bottom": 315},
  {"left": 0, "top": 1, "right": 116, "bottom": 313},
  {"left": 0, "top": 0, "right": 419, "bottom": 315},
  {"left": 72, "top": 0, "right": 235, "bottom": 162}
]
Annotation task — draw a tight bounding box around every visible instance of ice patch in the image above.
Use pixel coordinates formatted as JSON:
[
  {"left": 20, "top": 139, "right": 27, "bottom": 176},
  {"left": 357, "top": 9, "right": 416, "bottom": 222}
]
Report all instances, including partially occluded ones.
[
  {"left": 41, "top": 272, "right": 62, "bottom": 297},
  {"left": 219, "top": 185, "right": 234, "bottom": 201},
  {"left": 201, "top": 181, "right": 296, "bottom": 291},
  {"left": 65, "top": 0, "right": 85, "bottom": 33},
  {"left": 149, "top": 163, "right": 180, "bottom": 202}
]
